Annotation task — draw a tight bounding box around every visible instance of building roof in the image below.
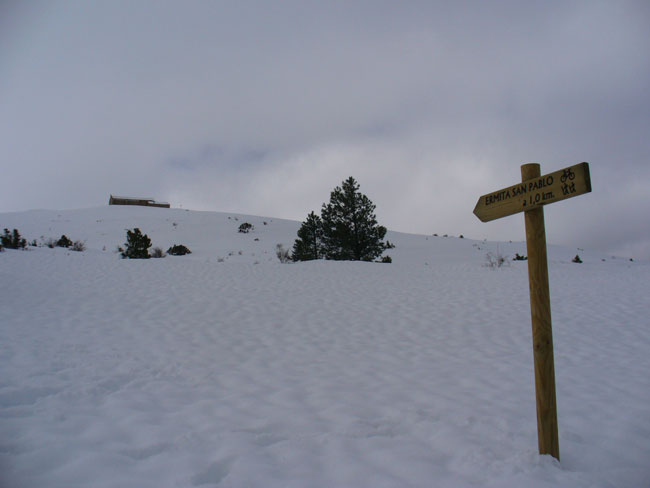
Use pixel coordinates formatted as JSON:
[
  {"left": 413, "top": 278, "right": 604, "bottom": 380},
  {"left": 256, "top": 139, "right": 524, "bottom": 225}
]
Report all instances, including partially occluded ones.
[{"left": 110, "top": 195, "right": 157, "bottom": 201}]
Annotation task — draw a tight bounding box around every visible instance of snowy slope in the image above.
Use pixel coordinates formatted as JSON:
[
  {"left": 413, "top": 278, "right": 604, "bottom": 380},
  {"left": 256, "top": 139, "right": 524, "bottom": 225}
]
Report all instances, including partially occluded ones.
[{"left": 1, "top": 207, "right": 648, "bottom": 488}]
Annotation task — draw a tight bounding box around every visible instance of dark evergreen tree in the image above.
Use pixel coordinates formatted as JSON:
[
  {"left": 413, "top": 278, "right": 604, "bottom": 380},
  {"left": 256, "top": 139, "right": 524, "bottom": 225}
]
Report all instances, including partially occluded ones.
[
  {"left": 292, "top": 211, "right": 323, "bottom": 261},
  {"left": 1, "top": 229, "right": 12, "bottom": 248},
  {"left": 320, "top": 177, "right": 387, "bottom": 261},
  {"left": 2, "top": 228, "right": 26, "bottom": 249},
  {"left": 167, "top": 244, "right": 192, "bottom": 256},
  {"left": 56, "top": 235, "right": 73, "bottom": 248},
  {"left": 121, "top": 228, "right": 152, "bottom": 259},
  {"left": 238, "top": 222, "right": 253, "bottom": 233}
]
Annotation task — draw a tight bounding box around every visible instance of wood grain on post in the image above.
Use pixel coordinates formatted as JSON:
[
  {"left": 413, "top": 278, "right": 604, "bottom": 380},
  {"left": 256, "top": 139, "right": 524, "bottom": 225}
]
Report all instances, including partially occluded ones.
[{"left": 521, "top": 163, "right": 560, "bottom": 460}]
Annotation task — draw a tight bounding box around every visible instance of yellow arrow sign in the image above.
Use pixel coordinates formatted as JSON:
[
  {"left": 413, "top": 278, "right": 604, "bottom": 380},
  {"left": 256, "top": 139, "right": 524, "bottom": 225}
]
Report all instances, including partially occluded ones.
[{"left": 473, "top": 162, "right": 592, "bottom": 222}]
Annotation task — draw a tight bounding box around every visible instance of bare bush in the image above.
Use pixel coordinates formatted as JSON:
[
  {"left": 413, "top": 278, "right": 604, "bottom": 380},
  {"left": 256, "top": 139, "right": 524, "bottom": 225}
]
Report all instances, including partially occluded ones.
[
  {"left": 43, "top": 237, "right": 58, "bottom": 248},
  {"left": 276, "top": 244, "right": 292, "bottom": 263},
  {"left": 150, "top": 246, "right": 166, "bottom": 258},
  {"left": 71, "top": 240, "right": 86, "bottom": 252},
  {"left": 485, "top": 251, "right": 508, "bottom": 269}
]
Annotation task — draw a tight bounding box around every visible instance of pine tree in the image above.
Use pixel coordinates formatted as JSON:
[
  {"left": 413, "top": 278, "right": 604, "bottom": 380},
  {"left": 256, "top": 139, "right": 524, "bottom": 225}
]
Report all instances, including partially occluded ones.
[
  {"left": 292, "top": 211, "right": 324, "bottom": 261},
  {"left": 56, "top": 235, "right": 73, "bottom": 248},
  {"left": 121, "top": 228, "right": 152, "bottom": 259},
  {"left": 1, "top": 228, "right": 26, "bottom": 249},
  {"left": 320, "top": 177, "right": 387, "bottom": 261}
]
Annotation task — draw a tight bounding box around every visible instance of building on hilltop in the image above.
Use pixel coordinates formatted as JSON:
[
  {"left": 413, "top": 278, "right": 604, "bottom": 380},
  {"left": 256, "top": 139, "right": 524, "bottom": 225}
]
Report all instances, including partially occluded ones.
[{"left": 108, "top": 195, "right": 170, "bottom": 208}]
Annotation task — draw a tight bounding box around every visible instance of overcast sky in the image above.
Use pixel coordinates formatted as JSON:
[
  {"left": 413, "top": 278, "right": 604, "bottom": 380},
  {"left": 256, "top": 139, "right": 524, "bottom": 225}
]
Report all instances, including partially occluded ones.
[{"left": 2, "top": 1, "right": 649, "bottom": 258}]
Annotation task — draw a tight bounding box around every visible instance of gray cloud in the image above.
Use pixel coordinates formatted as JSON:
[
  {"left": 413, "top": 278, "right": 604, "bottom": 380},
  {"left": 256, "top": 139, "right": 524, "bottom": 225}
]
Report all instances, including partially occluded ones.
[{"left": 1, "top": 1, "right": 649, "bottom": 258}]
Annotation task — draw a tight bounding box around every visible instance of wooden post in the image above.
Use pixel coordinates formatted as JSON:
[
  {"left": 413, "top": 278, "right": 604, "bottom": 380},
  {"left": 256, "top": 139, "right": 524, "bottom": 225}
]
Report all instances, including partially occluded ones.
[
  {"left": 473, "top": 161, "right": 590, "bottom": 461},
  {"left": 521, "top": 163, "right": 560, "bottom": 460}
]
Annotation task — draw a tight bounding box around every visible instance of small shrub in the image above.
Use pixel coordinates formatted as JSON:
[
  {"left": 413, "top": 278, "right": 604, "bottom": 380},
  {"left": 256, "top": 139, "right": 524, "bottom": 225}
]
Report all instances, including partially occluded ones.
[
  {"left": 71, "top": 240, "right": 86, "bottom": 252},
  {"left": 29, "top": 239, "right": 38, "bottom": 247},
  {"left": 379, "top": 255, "right": 392, "bottom": 263},
  {"left": 56, "top": 235, "right": 73, "bottom": 248},
  {"left": 485, "top": 251, "right": 508, "bottom": 268},
  {"left": 513, "top": 253, "right": 528, "bottom": 261},
  {"left": 2, "top": 228, "right": 27, "bottom": 249},
  {"left": 385, "top": 240, "right": 396, "bottom": 249},
  {"left": 572, "top": 254, "right": 583, "bottom": 263},
  {"left": 238, "top": 222, "right": 254, "bottom": 233},
  {"left": 121, "top": 228, "right": 152, "bottom": 259},
  {"left": 150, "top": 246, "right": 166, "bottom": 258},
  {"left": 167, "top": 244, "right": 191, "bottom": 256},
  {"left": 275, "top": 244, "right": 291, "bottom": 263},
  {"left": 44, "top": 237, "right": 57, "bottom": 248}
]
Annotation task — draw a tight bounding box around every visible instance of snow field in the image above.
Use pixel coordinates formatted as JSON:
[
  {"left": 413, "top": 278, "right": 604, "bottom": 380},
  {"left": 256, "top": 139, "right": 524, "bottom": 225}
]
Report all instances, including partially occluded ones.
[{"left": 1, "top": 207, "right": 649, "bottom": 487}]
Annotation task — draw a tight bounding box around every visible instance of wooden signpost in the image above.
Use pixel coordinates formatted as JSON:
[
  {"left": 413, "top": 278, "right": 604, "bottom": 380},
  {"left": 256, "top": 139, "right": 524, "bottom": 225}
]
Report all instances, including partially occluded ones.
[{"left": 473, "top": 162, "right": 592, "bottom": 461}]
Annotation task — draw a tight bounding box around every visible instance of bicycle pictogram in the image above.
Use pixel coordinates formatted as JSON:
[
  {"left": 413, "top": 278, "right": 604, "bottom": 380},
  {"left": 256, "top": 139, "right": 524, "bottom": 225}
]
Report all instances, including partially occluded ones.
[{"left": 560, "top": 168, "right": 575, "bottom": 183}]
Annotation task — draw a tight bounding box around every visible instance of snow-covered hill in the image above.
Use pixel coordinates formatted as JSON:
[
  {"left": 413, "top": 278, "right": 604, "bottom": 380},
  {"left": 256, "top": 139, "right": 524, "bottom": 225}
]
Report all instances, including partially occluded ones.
[
  {"left": 0, "top": 205, "right": 633, "bottom": 266},
  {"left": 1, "top": 207, "right": 648, "bottom": 487}
]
